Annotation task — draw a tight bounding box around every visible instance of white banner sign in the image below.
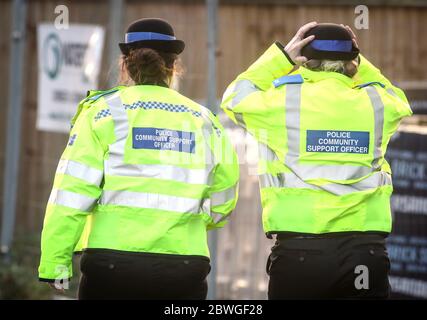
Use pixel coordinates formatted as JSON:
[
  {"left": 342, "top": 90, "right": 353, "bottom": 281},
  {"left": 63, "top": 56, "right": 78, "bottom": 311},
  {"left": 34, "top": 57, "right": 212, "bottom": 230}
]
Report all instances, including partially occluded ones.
[{"left": 37, "top": 23, "right": 105, "bottom": 133}]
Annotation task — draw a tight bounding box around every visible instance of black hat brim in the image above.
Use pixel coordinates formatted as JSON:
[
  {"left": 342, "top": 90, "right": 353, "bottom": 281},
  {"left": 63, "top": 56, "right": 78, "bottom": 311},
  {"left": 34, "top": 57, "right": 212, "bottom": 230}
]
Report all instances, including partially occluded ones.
[
  {"left": 302, "top": 44, "right": 359, "bottom": 61},
  {"left": 119, "top": 39, "right": 185, "bottom": 55}
]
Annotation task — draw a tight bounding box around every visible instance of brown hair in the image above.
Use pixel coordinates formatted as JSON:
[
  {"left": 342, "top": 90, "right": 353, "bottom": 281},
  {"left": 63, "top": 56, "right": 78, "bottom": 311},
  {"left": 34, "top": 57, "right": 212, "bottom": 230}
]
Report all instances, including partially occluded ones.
[{"left": 119, "top": 48, "right": 178, "bottom": 86}]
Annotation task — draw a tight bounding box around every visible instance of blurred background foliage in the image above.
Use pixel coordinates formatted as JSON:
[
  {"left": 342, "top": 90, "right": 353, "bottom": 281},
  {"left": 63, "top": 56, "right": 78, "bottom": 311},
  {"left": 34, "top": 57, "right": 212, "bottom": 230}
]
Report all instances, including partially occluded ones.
[{"left": 0, "top": 234, "right": 80, "bottom": 299}]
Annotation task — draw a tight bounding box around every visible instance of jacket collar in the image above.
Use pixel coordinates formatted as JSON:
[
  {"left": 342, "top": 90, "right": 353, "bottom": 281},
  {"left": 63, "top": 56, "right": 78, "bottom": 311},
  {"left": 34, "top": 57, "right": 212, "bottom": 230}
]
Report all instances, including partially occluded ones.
[{"left": 299, "top": 67, "right": 354, "bottom": 87}]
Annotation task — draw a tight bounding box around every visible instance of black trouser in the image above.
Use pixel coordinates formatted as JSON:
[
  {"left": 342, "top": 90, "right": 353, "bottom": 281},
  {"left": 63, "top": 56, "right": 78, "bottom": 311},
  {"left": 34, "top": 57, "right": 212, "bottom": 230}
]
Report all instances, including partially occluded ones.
[
  {"left": 267, "top": 233, "right": 391, "bottom": 299},
  {"left": 78, "top": 249, "right": 211, "bottom": 300}
]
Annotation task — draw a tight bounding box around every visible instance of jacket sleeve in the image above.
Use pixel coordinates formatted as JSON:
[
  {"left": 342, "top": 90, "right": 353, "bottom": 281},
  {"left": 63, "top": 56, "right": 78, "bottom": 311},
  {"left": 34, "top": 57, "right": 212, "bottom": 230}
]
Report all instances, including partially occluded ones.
[
  {"left": 38, "top": 107, "right": 105, "bottom": 281},
  {"left": 203, "top": 112, "right": 239, "bottom": 230},
  {"left": 354, "top": 54, "right": 410, "bottom": 106},
  {"left": 221, "top": 42, "right": 295, "bottom": 131}
]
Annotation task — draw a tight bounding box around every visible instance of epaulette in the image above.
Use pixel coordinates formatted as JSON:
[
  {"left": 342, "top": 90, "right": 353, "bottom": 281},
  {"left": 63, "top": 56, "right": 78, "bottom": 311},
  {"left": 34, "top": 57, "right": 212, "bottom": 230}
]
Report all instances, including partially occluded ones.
[
  {"left": 273, "top": 74, "right": 304, "bottom": 88},
  {"left": 70, "top": 88, "right": 121, "bottom": 127},
  {"left": 355, "top": 81, "right": 386, "bottom": 89},
  {"left": 87, "top": 88, "right": 120, "bottom": 102}
]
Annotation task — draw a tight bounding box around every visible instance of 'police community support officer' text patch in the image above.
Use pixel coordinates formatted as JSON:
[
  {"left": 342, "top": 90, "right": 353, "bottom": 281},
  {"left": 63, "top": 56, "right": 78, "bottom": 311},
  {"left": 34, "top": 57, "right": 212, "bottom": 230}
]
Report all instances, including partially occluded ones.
[
  {"left": 306, "top": 130, "right": 369, "bottom": 154},
  {"left": 132, "top": 127, "right": 196, "bottom": 153}
]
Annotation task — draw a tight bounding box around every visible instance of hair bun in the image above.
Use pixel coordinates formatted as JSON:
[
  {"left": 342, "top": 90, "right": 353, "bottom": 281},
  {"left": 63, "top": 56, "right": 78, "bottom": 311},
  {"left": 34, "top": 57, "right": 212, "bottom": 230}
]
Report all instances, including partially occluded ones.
[{"left": 123, "top": 48, "right": 176, "bottom": 85}]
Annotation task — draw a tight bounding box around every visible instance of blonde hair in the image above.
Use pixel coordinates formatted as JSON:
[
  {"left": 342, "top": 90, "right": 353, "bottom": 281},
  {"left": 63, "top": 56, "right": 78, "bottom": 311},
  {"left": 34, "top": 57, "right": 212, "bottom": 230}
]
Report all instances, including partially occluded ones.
[{"left": 305, "top": 59, "right": 358, "bottom": 78}]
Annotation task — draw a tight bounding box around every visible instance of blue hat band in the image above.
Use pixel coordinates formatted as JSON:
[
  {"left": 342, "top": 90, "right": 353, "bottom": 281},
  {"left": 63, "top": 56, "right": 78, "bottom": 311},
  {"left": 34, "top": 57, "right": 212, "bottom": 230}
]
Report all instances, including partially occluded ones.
[
  {"left": 125, "top": 32, "right": 176, "bottom": 43},
  {"left": 311, "top": 40, "right": 353, "bottom": 52}
]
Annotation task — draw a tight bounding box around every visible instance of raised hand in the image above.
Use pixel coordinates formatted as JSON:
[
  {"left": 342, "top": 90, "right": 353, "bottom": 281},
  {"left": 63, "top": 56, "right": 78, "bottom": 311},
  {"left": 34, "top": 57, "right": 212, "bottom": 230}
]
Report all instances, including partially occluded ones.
[
  {"left": 341, "top": 24, "right": 359, "bottom": 49},
  {"left": 284, "top": 21, "right": 318, "bottom": 65}
]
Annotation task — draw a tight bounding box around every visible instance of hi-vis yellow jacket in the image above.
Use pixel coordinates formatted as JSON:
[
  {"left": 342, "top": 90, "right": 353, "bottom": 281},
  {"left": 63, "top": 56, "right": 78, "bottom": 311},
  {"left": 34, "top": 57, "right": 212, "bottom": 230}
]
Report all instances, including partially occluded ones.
[
  {"left": 221, "top": 42, "right": 412, "bottom": 236},
  {"left": 39, "top": 85, "right": 239, "bottom": 281}
]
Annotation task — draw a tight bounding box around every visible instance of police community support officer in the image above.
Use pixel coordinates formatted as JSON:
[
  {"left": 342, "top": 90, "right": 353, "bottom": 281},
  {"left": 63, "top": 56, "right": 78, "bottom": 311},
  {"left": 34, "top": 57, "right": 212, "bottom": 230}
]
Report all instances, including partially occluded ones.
[
  {"left": 38, "top": 18, "right": 239, "bottom": 299},
  {"left": 222, "top": 22, "right": 412, "bottom": 299}
]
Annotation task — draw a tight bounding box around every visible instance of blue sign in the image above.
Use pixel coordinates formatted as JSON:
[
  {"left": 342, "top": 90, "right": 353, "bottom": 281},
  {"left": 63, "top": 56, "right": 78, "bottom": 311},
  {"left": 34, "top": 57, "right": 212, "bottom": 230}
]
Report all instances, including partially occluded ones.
[
  {"left": 306, "top": 130, "right": 369, "bottom": 154},
  {"left": 132, "top": 127, "right": 196, "bottom": 153}
]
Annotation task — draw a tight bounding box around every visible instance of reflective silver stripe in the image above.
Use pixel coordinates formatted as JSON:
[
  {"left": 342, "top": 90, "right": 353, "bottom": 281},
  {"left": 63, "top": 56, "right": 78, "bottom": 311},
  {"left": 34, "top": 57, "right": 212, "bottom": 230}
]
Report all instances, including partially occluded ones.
[
  {"left": 365, "top": 86, "right": 384, "bottom": 170},
  {"left": 319, "top": 171, "right": 391, "bottom": 196},
  {"left": 231, "top": 79, "right": 260, "bottom": 109},
  {"left": 386, "top": 88, "right": 397, "bottom": 97},
  {"left": 259, "top": 171, "right": 391, "bottom": 196},
  {"left": 200, "top": 107, "right": 216, "bottom": 169},
  {"left": 199, "top": 108, "right": 216, "bottom": 189},
  {"left": 105, "top": 163, "right": 209, "bottom": 185},
  {"left": 292, "top": 164, "right": 372, "bottom": 181},
  {"left": 285, "top": 83, "right": 303, "bottom": 165},
  {"left": 104, "top": 92, "right": 212, "bottom": 185},
  {"left": 283, "top": 172, "right": 320, "bottom": 190},
  {"left": 100, "top": 190, "right": 203, "bottom": 214},
  {"left": 259, "top": 84, "right": 386, "bottom": 189},
  {"left": 284, "top": 83, "right": 382, "bottom": 181},
  {"left": 105, "top": 92, "right": 128, "bottom": 172},
  {"left": 258, "top": 173, "right": 283, "bottom": 188},
  {"left": 108, "top": 93, "right": 128, "bottom": 141},
  {"left": 234, "top": 113, "right": 246, "bottom": 129},
  {"left": 258, "top": 142, "right": 279, "bottom": 162},
  {"left": 48, "top": 189, "right": 97, "bottom": 212},
  {"left": 211, "top": 211, "right": 228, "bottom": 224},
  {"left": 201, "top": 198, "right": 211, "bottom": 215},
  {"left": 211, "top": 184, "right": 237, "bottom": 207},
  {"left": 56, "top": 159, "right": 103, "bottom": 186},
  {"left": 259, "top": 172, "right": 316, "bottom": 189},
  {"left": 386, "top": 88, "right": 411, "bottom": 110}
]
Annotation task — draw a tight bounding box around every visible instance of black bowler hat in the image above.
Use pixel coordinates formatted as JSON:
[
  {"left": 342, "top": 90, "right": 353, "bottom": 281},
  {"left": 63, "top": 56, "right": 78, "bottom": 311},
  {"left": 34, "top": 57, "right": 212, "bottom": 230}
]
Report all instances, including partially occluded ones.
[
  {"left": 301, "top": 23, "right": 359, "bottom": 61},
  {"left": 119, "top": 18, "right": 185, "bottom": 55}
]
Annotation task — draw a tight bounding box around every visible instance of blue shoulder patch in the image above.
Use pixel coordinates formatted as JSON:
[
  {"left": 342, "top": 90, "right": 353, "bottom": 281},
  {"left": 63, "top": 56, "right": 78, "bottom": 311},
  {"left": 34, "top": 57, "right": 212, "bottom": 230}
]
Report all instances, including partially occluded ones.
[
  {"left": 88, "top": 88, "right": 119, "bottom": 102},
  {"left": 356, "top": 81, "right": 386, "bottom": 89},
  {"left": 273, "top": 74, "right": 304, "bottom": 88}
]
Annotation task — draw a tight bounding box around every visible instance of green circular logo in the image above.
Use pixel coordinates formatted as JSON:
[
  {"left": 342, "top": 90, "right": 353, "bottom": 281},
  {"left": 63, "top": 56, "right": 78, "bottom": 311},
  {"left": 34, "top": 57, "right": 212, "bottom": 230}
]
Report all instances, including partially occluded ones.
[{"left": 43, "top": 33, "right": 62, "bottom": 79}]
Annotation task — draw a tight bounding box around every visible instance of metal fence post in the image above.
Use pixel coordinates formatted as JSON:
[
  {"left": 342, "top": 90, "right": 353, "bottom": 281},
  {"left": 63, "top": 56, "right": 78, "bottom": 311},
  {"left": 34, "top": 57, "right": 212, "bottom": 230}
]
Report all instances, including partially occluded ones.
[
  {"left": 206, "top": 0, "right": 218, "bottom": 300},
  {"left": 1, "top": 0, "right": 28, "bottom": 260},
  {"left": 107, "top": 0, "right": 124, "bottom": 87}
]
